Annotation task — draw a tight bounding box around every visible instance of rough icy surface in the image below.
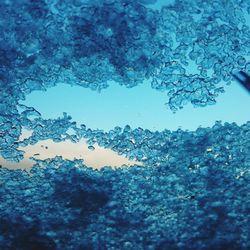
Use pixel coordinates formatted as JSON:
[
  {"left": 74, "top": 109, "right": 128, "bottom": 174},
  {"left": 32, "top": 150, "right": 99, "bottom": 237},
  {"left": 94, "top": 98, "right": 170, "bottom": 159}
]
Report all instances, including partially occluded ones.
[
  {"left": 1, "top": 122, "right": 250, "bottom": 249},
  {"left": 1, "top": 0, "right": 250, "bottom": 249},
  {"left": 1, "top": 0, "right": 250, "bottom": 162}
]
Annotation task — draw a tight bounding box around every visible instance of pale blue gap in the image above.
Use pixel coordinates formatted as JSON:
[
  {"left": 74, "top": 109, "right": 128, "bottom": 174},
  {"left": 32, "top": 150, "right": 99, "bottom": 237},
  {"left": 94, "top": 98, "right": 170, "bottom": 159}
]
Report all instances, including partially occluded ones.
[{"left": 21, "top": 78, "right": 250, "bottom": 132}]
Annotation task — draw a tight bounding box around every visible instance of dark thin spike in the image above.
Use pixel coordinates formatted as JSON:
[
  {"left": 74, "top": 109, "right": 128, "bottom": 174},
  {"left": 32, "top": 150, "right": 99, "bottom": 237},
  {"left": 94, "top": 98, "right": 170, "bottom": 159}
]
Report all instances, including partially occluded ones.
[
  {"left": 239, "top": 71, "right": 250, "bottom": 80},
  {"left": 232, "top": 73, "right": 244, "bottom": 84},
  {"left": 232, "top": 71, "right": 250, "bottom": 93}
]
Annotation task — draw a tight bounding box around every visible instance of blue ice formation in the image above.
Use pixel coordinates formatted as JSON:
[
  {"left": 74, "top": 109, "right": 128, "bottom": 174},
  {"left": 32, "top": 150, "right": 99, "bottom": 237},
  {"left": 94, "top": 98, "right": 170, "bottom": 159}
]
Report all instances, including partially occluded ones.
[
  {"left": 0, "top": 0, "right": 249, "bottom": 110},
  {"left": 0, "top": 0, "right": 250, "bottom": 249},
  {"left": 0, "top": 0, "right": 250, "bottom": 161},
  {"left": 1, "top": 122, "right": 250, "bottom": 249}
]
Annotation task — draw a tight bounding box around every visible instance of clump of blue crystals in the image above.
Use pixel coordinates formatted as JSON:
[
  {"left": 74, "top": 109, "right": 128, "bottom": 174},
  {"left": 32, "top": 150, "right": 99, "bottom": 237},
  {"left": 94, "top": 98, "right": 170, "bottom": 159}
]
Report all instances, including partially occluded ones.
[
  {"left": 1, "top": 0, "right": 250, "bottom": 161},
  {"left": 1, "top": 122, "right": 250, "bottom": 249},
  {"left": 0, "top": 0, "right": 250, "bottom": 249}
]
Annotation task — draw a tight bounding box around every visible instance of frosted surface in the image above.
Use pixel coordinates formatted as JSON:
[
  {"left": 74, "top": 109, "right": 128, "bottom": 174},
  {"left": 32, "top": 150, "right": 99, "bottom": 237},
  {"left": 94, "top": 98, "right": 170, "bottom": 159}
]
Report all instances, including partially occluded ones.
[{"left": 0, "top": 0, "right": 250, "bottom": 249}]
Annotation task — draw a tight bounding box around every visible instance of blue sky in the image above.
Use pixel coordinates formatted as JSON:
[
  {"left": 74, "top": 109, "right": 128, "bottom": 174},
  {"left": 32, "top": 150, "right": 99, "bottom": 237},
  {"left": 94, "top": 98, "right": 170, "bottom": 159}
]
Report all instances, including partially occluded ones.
[{"left": 21, "top": 77, "right": 250, "bottom": 132}]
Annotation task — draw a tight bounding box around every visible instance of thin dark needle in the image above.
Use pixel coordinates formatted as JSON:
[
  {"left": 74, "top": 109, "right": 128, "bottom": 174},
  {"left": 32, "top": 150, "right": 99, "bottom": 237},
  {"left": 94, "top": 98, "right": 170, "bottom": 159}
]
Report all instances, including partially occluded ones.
[{"left": 232, "top": 71, "right": 250, "bottom": 93}]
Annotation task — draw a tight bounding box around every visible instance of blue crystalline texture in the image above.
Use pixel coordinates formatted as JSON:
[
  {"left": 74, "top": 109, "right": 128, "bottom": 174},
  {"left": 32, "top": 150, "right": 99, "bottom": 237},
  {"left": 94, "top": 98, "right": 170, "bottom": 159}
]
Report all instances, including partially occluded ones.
[
  {"left": 153, "top": 0, "right": 250, "bottom": 110},
  {"left": 0, "top": 0, "right": 249, "bottom": 117},
  {"left": 0, "top": 0, "right": 250, "bottom": 249},
  {"left": 67, "top": 0, "right": 160, "bottom": 88},
  {"left": 1, "top": 122, "right": 250, "bottom": 249},
  {"left": 138, "top": 0, "right": 157, "bottom": 5}
]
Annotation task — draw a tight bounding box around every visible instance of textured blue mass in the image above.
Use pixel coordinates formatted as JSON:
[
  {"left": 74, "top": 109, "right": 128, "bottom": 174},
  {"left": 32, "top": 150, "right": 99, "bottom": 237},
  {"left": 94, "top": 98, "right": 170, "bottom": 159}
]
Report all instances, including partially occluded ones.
[
  {"left": 0, "top": 0, "right": 249, "bottom": 159},
  {"left": 1, "top": 122, "right": 250, "bottom": 249},
  {"left": 0, "top": 0, "right": 250, "bottom": 249}
]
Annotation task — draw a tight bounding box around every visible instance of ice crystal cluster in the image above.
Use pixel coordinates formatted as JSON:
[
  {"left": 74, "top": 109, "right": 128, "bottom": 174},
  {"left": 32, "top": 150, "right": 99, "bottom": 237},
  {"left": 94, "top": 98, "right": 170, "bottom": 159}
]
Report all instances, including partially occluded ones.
[
  {"left": 0, "top": 0, "right": 250, "bottom": 249},
  {"left": 1, "top": 122, "right": 250, "bottom": 249}
]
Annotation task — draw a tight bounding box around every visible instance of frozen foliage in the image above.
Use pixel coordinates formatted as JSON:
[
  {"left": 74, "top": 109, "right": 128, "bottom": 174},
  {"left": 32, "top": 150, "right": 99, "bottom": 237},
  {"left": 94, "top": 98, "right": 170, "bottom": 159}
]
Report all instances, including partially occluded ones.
[{"left": 1, "top": 122, "right": 250, "bottom": 249}]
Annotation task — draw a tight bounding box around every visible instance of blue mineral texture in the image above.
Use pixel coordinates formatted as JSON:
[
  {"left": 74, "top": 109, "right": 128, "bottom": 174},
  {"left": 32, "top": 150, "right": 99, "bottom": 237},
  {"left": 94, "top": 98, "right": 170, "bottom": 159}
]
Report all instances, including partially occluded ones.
[
  {"left": 1, "top": 123, "right": 250, "bottom": 249},
  {"left": 0, "top": 0, "right": 250, "bottom": 249}
]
